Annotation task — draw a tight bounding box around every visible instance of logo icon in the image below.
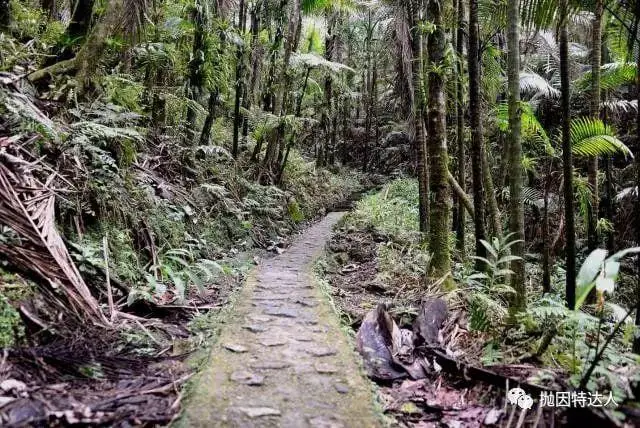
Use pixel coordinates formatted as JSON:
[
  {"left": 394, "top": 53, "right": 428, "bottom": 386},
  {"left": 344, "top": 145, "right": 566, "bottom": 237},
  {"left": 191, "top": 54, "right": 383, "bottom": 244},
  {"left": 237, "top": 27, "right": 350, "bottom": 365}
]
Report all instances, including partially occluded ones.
[{"left": 507, "top": 387, "right": 534, "bottom": 409}]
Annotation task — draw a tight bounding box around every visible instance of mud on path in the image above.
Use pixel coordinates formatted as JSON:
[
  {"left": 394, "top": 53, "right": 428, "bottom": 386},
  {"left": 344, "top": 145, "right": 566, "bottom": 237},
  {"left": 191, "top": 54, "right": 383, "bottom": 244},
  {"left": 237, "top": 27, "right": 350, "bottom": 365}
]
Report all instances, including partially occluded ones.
[{"left": 178, "top": 212, "right": 381, "bottom": 427}]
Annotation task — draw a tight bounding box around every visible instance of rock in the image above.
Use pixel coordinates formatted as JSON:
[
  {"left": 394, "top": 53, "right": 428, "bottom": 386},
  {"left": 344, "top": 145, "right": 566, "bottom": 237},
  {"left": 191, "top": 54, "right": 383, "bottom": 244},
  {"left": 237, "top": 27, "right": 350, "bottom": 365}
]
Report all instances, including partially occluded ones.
[
  {"left": 264, "top": 308, "right": 299, "bottom": 318},
  {"left": 259, "top": 337, "right": 287, "bottom": 347},
  {"left": 306, "top": 347, "right": 337, "bottom": 357},
  {"left": 308, "top": 416, "right": 345, "bottom": 427},
  {"left": 223, "top": 343, "right": 248, "bottom": 353},
  {"left": 230, "top": 371, "right": 265, "bottom": 386},
  {"left": 235, "top": 407, "right": 281, "bottom": 418},
  {"left": 294, "top": 299, "right": 318, "bottom": 307},
  {"left": 250, "top": 361, "right": 291, "bottom": 370},
  {"left": 243, "top": 324, "right": 268, "bottom": 333},
  {"left": 246, "top": 315, "right": 271, "bottom": 323},
  {"left": 314, "top": 362, "right": 339, "bottom": 374},
  {"left": 334, "top": 384, "right": 349, "bottom": 394}
]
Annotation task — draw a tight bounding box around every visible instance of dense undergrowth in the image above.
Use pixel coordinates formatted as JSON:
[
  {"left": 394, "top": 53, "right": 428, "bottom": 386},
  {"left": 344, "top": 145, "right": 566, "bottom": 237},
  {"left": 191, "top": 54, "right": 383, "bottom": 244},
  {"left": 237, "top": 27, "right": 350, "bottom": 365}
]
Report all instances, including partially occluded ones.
[{"left": 321, "top": 178, "right": 640, "bottom": 424}]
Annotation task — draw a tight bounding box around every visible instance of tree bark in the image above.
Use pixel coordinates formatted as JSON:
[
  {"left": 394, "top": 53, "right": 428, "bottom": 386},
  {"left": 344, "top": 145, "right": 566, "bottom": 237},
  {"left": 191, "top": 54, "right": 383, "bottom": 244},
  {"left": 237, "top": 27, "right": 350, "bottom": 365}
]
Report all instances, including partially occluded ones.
[
  {"left": 185, "top": 0, "right": 208, "bottom": 142},
  {"left": 507, "top": 0, "right": 525, "bottom": 310},
  {"left": 0, "top": 0, "right": 10, "bottom": 32},
  {"left": 587, "top": 0, "right": 603, "bottom": 252},
  {"left": 468, "top": 0, "right": 487, "bottom": 269},
  {"left": 560, "top": 0, "right": 576, "bottom": 309},
  {"left": 455, "top": 0, "right": 466, "bottom": 252},
  {"left": 408, "top": 0, "right": 430, "bottom": 235},
  {"left": 633, "top": 41, "right": 640, "bottom": 353},
  {"left": 426, "top": 0, "right": 453, "bottom": 288}
]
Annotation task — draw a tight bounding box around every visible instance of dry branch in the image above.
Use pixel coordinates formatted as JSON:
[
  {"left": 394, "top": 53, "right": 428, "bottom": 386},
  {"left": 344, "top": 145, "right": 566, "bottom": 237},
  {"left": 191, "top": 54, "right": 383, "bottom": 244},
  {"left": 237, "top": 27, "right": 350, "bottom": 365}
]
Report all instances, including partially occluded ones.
[{"left": 0, "top": 149, "right": 107, "bottom": 325}]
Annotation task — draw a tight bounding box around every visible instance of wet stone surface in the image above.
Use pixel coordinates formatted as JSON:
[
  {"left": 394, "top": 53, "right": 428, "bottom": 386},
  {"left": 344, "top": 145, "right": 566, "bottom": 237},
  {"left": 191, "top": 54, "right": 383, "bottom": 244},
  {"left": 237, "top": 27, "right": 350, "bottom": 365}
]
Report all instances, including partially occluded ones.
[{"left": 180, "top": 213, "right": 380, "bottom": 427}]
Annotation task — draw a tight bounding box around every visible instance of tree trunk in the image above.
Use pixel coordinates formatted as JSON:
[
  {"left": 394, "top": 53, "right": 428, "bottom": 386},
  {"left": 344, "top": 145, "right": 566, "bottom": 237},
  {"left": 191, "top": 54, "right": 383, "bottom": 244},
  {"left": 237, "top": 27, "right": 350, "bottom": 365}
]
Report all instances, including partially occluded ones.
[
  {"left": 262, "top": 0, "right": 300, "bottom": 179},
  {"left": 468, "top": 0, "right": 487, "bottom": 269},
  {"left": 185, "top": 0, "right": 208, "bottom": 142},
  {"left": 243, "top": 3, "right": 262, "bottom": 148},
  {"left": 0, "top": 0, "right": 10, "bottom": 32},
  {"left": 633, "top": 49, "right": 640, "bottom": 353},
  {"left": 507, "top": 0, "right": 525, "bottom": 310},
  {"left": 542, "top": 169, "right": 551, "bottom": 293},
  {"left": 560, "top": 0, "right": 576, "bottom": 309},
  {"left": 482, "top": 145, "right": 502, "bottom": 238},
  {"left": 408, "top": 0, "right": 429, "bottom": 235},
  {"left": 455, "top": 0, "right": 466, "bottom": 252},
  {"left": 426, "top": 0, "right": 453, "bottom": 288},
  {"left": 587, "top": 0, "right": 603, "bottom": 252},
  {"left": 199, "top": 90, "right": 218, "bottom": 146}
]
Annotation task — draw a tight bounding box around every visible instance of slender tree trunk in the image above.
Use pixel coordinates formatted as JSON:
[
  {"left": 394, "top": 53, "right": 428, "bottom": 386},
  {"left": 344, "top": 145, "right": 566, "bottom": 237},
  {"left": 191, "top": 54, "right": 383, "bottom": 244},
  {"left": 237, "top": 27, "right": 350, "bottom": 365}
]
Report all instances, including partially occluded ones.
[
  {"left": 199, "top": 90, "right": 218, "bottom": 146},
  {"left": 185, "top": 0, "right": 208, "bottom": 141},
  {"left": 507, "top": 0, "right": 525, "bottom": 310},
  {"left": 560, "top": 0, "right": 576, "bottom": 309},
  {"left": 0, "top": 0, "right": 10, "bottom": 32},
  {"left": 587, "top": 0, "right": 603, "bottom": 252},
  {"left": 483, "top": 146, "right": 502, "bottom": 238},
  {"left": 542, "top": 168, "right": 551, "bottom": 293},
  {"left": 232, "top": 2, "right": 246, "bottom": 158},
  {"left": 408, "top": 0, "right": 429, "bottom": 235},
  {"left": 426, "top": 0, "right": 453, "bottom": 288},
  {"left": 455, "top": 0, "right": 466, "bottom": 252},
  {"left": 243, "top": 3, "right": 262, "bottom": 147},
  {"left": 262, "top": 0, "right": 300, "bottom": 179},
  {"left": 633, "top": 50, "right": 640, "bottom": 353},
  {"left": 468, "top": 0, "right": 487, "bottom": 269}
]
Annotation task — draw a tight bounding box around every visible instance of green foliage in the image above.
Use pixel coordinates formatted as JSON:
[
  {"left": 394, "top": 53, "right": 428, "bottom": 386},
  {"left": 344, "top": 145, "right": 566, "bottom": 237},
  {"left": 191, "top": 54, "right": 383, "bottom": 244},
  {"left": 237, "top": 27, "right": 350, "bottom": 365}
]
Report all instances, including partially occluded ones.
[
  {"left": 463, "top": 233, "right": 522, "bottom": 333},
  {"left": 346, "top": 179, "right": 420, "bottom": 243},
  {"left": 569, "top": 117, "right": 633, "bottom": 158},
  {"left": 0, "top": 294, "right": 23, "bottom": 347}
]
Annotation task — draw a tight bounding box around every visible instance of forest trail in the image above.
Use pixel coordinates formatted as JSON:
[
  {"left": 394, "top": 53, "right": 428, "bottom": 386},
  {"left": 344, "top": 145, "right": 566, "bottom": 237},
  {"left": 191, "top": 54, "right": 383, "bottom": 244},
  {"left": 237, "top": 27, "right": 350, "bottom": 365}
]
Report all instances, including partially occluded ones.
[{"left": 178, "top": 212, "right": 381, "bottom": 428}]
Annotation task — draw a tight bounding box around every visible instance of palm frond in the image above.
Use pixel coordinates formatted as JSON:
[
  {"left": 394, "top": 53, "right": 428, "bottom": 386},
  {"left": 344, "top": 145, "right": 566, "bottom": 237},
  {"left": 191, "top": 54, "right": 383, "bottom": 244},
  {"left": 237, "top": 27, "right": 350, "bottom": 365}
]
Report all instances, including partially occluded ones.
[
  {"left": 519, "top": 71, "right": 560, "bottom": 99},
  {"left": 601, "top": 99, "right": 638, "bottom": 114},
  {"left": 0, "top": 151, "right": 106, "bottom": 324},
  {"left": 290, "top": 53, "right": 355, "bottom": 73},
  {"left": 570, "top": 117, "right": 633, "bottom": 158},
  {"left": 579, "top": 62, "right": 637, "bottom": 91}
]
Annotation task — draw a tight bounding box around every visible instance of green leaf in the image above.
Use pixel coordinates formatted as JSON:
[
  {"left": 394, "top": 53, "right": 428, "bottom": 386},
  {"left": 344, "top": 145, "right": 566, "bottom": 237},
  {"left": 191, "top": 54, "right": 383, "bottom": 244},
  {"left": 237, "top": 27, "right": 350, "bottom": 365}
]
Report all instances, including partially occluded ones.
[
  {"left": 479, "top": 240, "right": 498, "bottom": 259},
  {"left": 575, "top": 249, "right": 607, "bottom": 310}
]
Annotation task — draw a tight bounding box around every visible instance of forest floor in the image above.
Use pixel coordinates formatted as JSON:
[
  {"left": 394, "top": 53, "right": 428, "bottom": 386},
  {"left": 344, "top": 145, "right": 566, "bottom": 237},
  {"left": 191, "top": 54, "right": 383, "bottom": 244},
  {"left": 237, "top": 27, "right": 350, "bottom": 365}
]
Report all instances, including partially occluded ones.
[{"left": 177, "top": 212, "right": 382, "bottom": 427}]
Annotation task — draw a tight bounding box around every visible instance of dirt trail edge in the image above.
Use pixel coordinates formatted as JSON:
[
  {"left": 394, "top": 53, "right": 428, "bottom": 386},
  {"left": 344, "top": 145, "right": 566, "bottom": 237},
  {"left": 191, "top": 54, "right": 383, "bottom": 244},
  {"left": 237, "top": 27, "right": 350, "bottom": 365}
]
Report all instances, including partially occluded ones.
[{"left": 178, "top": 212, "right": 381, "bottom": 428}]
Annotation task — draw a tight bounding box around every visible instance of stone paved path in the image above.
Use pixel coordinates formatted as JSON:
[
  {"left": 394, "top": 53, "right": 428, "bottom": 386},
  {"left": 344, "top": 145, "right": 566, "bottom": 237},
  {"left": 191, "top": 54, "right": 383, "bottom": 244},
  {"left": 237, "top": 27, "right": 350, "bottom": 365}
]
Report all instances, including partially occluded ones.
[{"left": 179, "top": 212, "right": 381, "bottom": 428}]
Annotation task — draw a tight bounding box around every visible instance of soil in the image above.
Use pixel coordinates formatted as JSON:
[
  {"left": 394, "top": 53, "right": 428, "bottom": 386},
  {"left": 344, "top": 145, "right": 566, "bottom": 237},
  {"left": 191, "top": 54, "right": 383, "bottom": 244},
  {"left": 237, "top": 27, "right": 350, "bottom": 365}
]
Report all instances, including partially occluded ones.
[{"left": 177, "top": 212, "right": 382, "bottom": 427}]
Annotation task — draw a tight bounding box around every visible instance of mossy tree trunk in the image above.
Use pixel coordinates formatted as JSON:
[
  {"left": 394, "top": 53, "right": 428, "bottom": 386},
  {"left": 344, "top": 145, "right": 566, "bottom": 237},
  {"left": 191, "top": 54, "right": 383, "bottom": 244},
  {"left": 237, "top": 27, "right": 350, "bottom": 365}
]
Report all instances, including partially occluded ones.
[
  {"left": 468, "top": 0, "right": 487, "bottom": 269},
  {"left": 426, "top": 0, "right": 453, "bottom": 288},
  {"left": 455, "top": 0, "right": 466, "bottom": 252},
  {"left": 408, "top": 0, "right": 429, "bottom": 235},
  {"left": 507, "top": 0, "right": 525, "bottom": 310}
]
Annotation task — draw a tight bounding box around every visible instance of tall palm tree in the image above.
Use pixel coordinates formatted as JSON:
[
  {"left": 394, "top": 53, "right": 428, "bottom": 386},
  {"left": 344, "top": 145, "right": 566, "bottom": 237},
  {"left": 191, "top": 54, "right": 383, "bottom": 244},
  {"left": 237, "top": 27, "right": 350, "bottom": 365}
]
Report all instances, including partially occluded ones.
[
  {"left": 559, "top": 0, "right": 576, "bottom": 309},
  {"left": 407, "top": 0, "right": 430, "bottom": 234},
  {"left": 455, "top": 0, "right": 466, "bottom": 251},
  {"left": 427, "top": 0, "right": 453, "bottom": 287},
  {"left": 507, "top": 0, "right": 525, "bottom": 310},
  {"left": 468, "top": 0, "right": 487, "bottom": 268},
  {"left": 587, "top": 0, "right": 604, "bottom": 252}
]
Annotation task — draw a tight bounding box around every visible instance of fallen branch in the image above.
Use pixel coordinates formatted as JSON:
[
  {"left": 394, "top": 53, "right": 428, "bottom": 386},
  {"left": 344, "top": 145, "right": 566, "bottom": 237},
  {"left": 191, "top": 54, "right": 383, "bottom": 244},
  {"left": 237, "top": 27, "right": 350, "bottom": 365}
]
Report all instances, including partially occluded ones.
[{"left": 447, "top": 171, "right": 475, "bottom": 219}]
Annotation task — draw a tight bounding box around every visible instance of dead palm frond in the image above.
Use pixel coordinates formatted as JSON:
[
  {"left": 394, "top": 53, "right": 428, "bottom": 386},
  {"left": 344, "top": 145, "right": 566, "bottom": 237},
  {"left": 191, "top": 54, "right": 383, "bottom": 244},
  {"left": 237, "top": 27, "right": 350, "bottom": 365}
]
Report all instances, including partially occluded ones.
[{"left": 0, "top": 150, "right": 106, "bottom": 325}]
